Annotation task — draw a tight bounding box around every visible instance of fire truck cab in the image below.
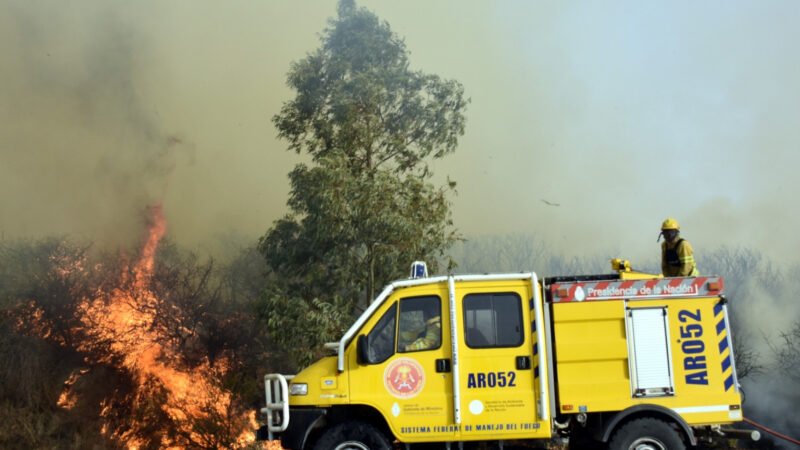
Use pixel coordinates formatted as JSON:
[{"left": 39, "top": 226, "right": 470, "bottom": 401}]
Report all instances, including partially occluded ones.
[{"left": 260, "top": 261, "right": 743, "bottom": 450}]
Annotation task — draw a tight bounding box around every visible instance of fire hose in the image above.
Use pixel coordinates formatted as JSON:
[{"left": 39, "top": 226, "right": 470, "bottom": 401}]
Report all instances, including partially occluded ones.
[{"left": 744, "top": 417, "right": 800, "bottom": 446}]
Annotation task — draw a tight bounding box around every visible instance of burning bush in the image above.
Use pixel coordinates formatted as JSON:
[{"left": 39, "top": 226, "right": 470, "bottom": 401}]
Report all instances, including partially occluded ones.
[{"left": 0, "top": 207, "right": 276, "bottom": 449}]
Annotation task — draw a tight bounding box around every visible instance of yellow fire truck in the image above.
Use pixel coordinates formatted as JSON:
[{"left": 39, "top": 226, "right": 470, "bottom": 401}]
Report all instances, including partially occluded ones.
[{"left": 259, "top": 261, "right": 745, "bottom": 450}]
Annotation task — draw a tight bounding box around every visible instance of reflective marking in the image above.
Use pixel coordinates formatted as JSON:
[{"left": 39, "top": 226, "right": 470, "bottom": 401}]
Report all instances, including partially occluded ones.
[
  {"left": 714, "top": 303, "right": 735, "bottom": 391},
  {"left": 724, "top": 375, "right": 734, "bottom": 391},
  {"left": 716, "top": 319, "right": 726, "bottom": 334},
  {"left": 719, "top": 336, "right": 729, "bottom": 353},
  {"left": 673, "top": 405, "right": 729, "bottom": 414},
  {"left": 551, "top": 276, "right": 723, "bottom": 302}
]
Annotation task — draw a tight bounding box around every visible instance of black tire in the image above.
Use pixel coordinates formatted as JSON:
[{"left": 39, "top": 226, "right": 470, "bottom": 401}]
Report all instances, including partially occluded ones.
[
  {"left": 608, "top": 418, "right": 686, "bottom": 450},
  {"left": 313, "top": 421, "right": 392, "bottom": 450}
]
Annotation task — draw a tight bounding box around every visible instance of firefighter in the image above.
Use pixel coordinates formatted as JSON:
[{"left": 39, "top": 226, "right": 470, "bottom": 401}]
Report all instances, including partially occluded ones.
[
  {"left": 659, "top": 218, "right": 699, "bottom": 277},
  {"left": 403, "top": 307, "right": 441, "bottom": 351}
]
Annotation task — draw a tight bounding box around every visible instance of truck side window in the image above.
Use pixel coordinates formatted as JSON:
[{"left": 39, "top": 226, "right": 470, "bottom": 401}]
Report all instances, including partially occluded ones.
[
  {"left": 398, "top": 296, "right": 441, "bottom": 352},
  {"left": 463, "top": 293, "right": 523, "bottom": 348},
  {"left": 367, "top": 302, "right": 397, "bottom": 363}
]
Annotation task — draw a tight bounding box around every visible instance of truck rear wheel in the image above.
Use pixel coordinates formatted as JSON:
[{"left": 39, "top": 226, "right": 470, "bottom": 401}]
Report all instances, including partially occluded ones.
[
  {"left": 608, "top": 418, "right": 685, "bottom": 450},
  {"left": 313, "top": 421, "right": 392, "bottom": 450}
]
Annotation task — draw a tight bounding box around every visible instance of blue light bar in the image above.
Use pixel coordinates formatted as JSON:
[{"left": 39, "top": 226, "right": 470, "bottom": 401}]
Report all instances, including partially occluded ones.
[{"left": 410, "top": 261, "right": 428, "bottom": 279}]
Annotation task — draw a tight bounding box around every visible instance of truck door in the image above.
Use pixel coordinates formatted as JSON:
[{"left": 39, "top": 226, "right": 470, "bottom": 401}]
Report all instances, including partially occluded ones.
[
  {"left": 456, "top": 281, "right": 551, "bottom": 439},
  {"left": 348, "top": 284, "right": 457, "bottom": 442}
]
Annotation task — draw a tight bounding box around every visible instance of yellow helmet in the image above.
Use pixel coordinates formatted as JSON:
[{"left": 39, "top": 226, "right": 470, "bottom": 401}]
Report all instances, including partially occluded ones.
[{"left": 661, "top": 218, "right": 680, "bottom": 231}]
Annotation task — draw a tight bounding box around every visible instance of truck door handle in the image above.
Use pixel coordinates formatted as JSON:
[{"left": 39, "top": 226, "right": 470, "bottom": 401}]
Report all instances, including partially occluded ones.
[
  {"left": 436, "top": 358, "right": 451, "bottom": 373},
  {"left": 516, "top": 356, "right": 531, "bottom": 370}
]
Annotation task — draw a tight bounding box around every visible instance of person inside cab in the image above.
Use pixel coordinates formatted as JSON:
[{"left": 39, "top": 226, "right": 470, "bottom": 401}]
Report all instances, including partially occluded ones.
[
  {"left": 401, "top": 305, "right": 441, "bottom": 351},
  {"left": 659, "top": 217, "right": 699, "bottom": 277}
]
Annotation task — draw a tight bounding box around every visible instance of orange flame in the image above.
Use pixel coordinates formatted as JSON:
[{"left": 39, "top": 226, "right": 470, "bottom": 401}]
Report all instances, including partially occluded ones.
[
  {"left": 57, "top": 368, "right": 90, "bottom": 409},
  {"left": 265, "top": 440, "right": 284, "bottom": 450},
  {"left": 50, "top": 204, "right": 259, "bottom": 449}
]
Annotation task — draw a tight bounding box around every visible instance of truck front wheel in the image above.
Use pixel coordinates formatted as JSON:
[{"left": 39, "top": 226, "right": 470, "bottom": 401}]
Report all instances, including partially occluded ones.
[
  {"left": 608, "top": 418, "right": 685, "bottom": 450},
  {"left": 312, "top": 421, "right": 392, "bottom": 450}
]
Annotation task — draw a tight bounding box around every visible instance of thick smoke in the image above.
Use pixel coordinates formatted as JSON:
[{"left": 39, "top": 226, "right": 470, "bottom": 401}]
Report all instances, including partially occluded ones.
[
  {"left": 363, "top": 1, "right": 800, "bottom": 268},
  {"left": 0, "top": 1, "right": 327, "bottom": 253},
  {"left": 5, "top": 1, "right": 800, "bottom": 262},
  {"left": 732, "top": 273, "right": 800, "bottom": 447},
  {"left": 0, "top": 2, "right": 185, "bottom": 247}
]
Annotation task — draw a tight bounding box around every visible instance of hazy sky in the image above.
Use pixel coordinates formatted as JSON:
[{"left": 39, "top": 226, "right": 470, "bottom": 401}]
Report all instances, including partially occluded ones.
[{"left": 2, "top": 0, "right": 800, "bottom": 266}]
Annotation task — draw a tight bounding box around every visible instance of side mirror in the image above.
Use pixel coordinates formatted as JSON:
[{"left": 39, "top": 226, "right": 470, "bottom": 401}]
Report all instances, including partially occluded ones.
[{"left": 356, "top": 334, "right": 371, "bottom": 365}]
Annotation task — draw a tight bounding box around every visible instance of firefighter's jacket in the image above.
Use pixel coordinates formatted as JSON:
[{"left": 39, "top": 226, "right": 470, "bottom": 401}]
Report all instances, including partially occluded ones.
[
  {"left": 403, "top": 316, "right": 441, "bottom": 351},
  {"left": 661, "top": 238, "right": 699, "bottom": 277}
]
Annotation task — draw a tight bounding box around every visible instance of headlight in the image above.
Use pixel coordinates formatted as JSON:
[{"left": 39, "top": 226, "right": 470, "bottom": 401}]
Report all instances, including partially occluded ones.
[{"left": 289, "top": 383, "right": 308, "bottom": 396}]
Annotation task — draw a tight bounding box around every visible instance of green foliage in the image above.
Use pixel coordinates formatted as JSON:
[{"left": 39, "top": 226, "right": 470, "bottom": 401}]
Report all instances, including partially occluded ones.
[
  {"left": 260, "top": 0, "right": 467, "bottom": 367},
  {"left": 260, "top": 289, "right": 353, "bottom": 369},
  {"left": 274, "top": 3, "right": 467, "bottom": 174},
  {"left": 264, "top": 154, "right": 457, "bottom": 301}
]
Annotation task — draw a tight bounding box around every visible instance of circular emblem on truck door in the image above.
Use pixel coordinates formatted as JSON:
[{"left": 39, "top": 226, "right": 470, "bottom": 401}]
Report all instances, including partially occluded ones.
[{"left": 384, "top": 357, "right": 425, "bottom": 399}]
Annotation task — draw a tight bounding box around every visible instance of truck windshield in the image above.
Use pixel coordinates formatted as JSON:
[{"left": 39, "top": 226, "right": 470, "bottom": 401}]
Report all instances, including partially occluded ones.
[{"left": 366, "top": 302, "right": 397, "bottom": 363}]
